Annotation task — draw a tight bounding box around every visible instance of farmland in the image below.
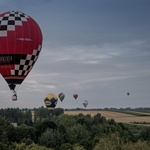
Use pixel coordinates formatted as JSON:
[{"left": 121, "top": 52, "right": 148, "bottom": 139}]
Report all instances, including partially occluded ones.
[{"left": 64, "top": 110, "right": 150, "bottom": 124}]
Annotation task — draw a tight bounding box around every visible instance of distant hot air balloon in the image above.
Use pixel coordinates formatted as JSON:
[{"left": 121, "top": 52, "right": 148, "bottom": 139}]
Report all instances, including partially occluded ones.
[
  {"left": 127, "top": 92, "right": 130, "bottom": 96},
  {"left": 83, "top": 100, "right": 88, "bottom": 108},
  {"left": 73, "top": 94, "right": 78, "bottom": 99},
  {"left": 44, "top": 93, "right": 58, "bottom": 112},
  {"left": 0, "top": 11, "right": 43, "bottom": 101},
  {"left": 58, "top": 92, "right": 65, "bottom": 102}
]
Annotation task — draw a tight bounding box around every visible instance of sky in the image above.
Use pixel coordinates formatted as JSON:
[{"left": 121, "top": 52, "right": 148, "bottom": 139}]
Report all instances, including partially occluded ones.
[{"left": 0, "top": 0, "right": 150, "bottom": 109}]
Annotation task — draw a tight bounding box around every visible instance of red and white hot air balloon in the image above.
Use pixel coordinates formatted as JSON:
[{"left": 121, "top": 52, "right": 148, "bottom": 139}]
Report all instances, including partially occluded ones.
[{"left": 0, "top": 11, "right": 43, "bottom": 100}]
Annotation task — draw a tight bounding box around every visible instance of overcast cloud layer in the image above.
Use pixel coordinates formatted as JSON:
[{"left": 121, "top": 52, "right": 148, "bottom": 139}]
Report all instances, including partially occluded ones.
[{"left": 0, "top": 0, "right": 150, "bottom": 109}]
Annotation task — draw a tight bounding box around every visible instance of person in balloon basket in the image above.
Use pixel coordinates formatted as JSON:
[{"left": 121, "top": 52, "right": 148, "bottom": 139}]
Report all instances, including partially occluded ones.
[{"left": 12, "top": 90, "right": 17, "bottom": 101}]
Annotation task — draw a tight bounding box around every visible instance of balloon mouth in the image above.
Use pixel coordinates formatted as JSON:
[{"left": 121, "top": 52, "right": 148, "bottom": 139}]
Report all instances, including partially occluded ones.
[{"left": 9, "top": 84, "right": 16, "bottom": 90}]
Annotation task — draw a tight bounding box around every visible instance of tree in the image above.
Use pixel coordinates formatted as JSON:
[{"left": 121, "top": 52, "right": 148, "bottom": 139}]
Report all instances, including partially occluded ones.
[
  {"left": 66, "top": 124, "right": 89, "bottom": 145},
  {"left": 15, "top": 124, "right": 35, "bottom": 143},
  {"left": 52, "top": 108, "right": 64, "bottom": 116},
  {"left": 39, "top": 129, "right": 65, "bottom": 150},
  {"left": 93, "top": 113, "right": 107, "bottom": 125},
  {"left": 0, "top": 117, "right": 10, "bottom": 149},
  {"left": 35, "top": 119, "right": 57, "bottom": 139},
  {"left": 93, "top": 134, "right": 121, "bottom": 150},
  {"left": 73, "top": 145, "right": 86, "bottom": 150},
  {"left": 58, "top": 114, "right": 76, "bottom": 127},
  {"left": 36, "top": 106, "right": 49, "bottom": 120},
  {"left": 91, "top": 124, "right": 105, "bottom": 137},
  {"left": 60, "top": 143, "right": 73, "bottom": 150},
  {"left": 139, "top": 127, "right": 150, "bottom": 141},
  {"left": 15, "top": 143, "right": 27, "bottom": 150},
  {"left": 15, "top": 143, "right": 54, "bottom": 150},
  {"left": 121, "top": 140, "right": 150, "bottom": 150}
]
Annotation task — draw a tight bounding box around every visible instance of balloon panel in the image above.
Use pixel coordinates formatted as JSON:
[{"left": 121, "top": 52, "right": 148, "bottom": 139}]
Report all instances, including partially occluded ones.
[{"left": 0, "top": 11, "right": 43, "bottom": 89}]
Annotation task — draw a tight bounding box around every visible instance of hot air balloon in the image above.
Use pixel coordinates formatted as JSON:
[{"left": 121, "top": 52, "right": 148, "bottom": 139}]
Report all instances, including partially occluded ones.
[
  {"left": 73, "top": 94, "right": 78, "bottom": 99},
  {"left": 44, "top": 93, "right": 58, "bottom": 112},
  {"left": 127, "top": 92, "right": 130, "bottom": 96},
  {"left": 83, "top": 100, "right": 88, "bottom": 108},
  {"left": 0, "top": 11, "right": 43, "bottom": 101},
  {"left": 58, "top": 92, "right": 65, "bottom": 102}
]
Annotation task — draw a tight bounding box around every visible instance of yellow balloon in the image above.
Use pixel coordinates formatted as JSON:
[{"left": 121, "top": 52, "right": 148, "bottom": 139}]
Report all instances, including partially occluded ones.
[{"left": 44, "top": 93, "right": 58, "bottom": 111}]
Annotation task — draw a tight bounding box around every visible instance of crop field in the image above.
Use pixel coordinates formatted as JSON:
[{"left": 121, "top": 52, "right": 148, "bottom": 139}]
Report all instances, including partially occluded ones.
[{"left": 64, "top": 110, "right": 150, "bottom": 124}]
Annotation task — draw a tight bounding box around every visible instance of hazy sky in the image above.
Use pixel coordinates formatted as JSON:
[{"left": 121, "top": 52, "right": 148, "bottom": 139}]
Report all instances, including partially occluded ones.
[{"left": 0, "top": 0, "right": 150, "bottom": 109}]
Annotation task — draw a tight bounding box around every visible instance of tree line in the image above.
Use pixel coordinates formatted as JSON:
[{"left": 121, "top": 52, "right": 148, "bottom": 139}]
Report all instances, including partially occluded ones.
[{"left": 0, "top": 107, "right": 150, "bottom": 150}]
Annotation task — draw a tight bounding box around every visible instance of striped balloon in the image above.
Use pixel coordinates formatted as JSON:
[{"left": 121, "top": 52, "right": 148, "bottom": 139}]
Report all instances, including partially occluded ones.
[{"left": 58, "top": 92, "right": 65, "bottom": 102}]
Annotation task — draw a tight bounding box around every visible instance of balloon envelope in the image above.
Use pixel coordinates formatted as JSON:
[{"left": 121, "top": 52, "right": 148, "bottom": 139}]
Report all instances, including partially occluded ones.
[
  {"left": 83, "top": 100, "right": 88, "bottom": 108},
  {"left": 44, "top": 93, "right": 58, "bottom": 111},
  {"left": 73, "top": 94, "right": 78, "bottom": 99},
  {"left": 0, "top": 11, "right": 43, "bottom": 90},
  {"left": 58, "top": 93, "right": 65, "bottom": 102}
]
